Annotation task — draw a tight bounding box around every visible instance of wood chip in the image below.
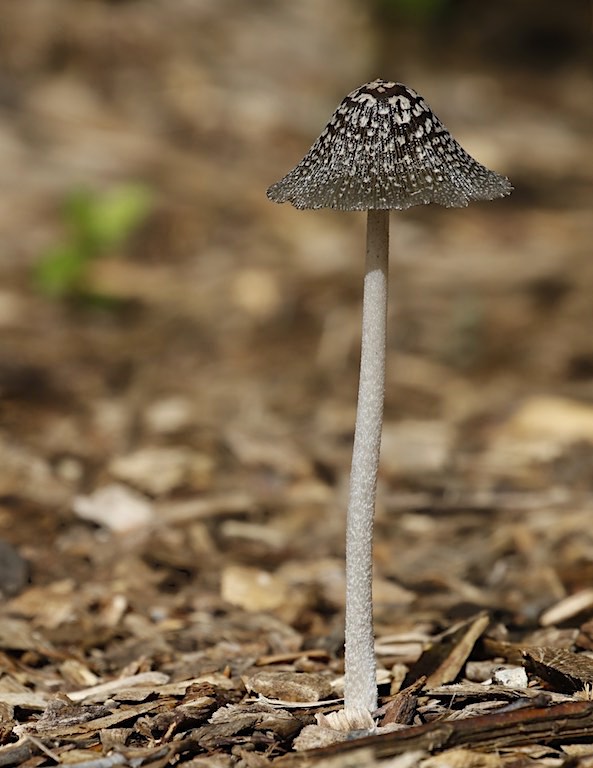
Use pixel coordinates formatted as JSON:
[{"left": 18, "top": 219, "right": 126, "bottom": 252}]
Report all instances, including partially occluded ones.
[
  {"left": 68, "top": 671, "right": 170, "bottom": 702},
  {"left": 221, "top": 566, "right": 291, "bottom": 612},
  {"left": 421, "top": 748, "right": 503, "bottom": 767},
  {"left": 21, "top": 699, "right": 170, "bottom": 738},
  {"left": 244, "top": 671, "right": 333, "bottom": 703},
  {"left": 255, "top": 650, "right": 330, "bottom": 666},
  {"left": 73, "top": 483, "right": 154, "bottom": 533},
  {"left": 0, "top": 692, "right": 48, "bottom": 710},
  {"left": 540, "top": 589, "right": 593, "bottom": 626},
  {"left": 523, "top": 647, "right": 593, "bottom": 692},
  {"left": 0, "top": 618, "right": 41, "bottom": 651},
  {"left": 405, "top": 613, "right": 490, "bottom": 688},
  {"left": 379, "top": 676, "right": 425, "bottom": 726}
]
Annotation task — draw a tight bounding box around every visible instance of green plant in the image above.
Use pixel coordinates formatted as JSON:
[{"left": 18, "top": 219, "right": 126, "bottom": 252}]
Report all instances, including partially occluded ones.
[{"left": 34, "top": 184, "right": 152, "bottom": 299}]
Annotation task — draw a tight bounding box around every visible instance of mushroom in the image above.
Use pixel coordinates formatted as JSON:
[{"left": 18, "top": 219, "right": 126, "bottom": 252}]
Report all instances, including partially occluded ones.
[{"left": 267, "top": 79, "right": 512, "bottom": 731}]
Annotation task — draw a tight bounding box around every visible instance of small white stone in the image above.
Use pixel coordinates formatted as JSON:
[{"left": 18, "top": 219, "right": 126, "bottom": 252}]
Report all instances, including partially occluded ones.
[
  {"left": 144, "top": 396, "right": 194, "bottom": 434},
  {"left": 492, "top": 666, "right": 529, "bottom": 688},
  {"left": 73, "top": 483, "right": 154, "bottom": 533}
]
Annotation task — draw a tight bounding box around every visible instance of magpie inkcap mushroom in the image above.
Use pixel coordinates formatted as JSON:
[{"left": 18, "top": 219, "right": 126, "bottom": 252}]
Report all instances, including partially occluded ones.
[
  {"left": 267, "top": 78, "right": 512, "bottom": 210},
  {"left": 267, "top": 79, "right": 512, "bottom": 733}
]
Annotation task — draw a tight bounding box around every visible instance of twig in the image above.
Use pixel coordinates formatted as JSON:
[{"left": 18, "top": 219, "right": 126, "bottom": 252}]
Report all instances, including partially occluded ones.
[{"left": 281, "top": 700, "right": 593, "bottom": 762}]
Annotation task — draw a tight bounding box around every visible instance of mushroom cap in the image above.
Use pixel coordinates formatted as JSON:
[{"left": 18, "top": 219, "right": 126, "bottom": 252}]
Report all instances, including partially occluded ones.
[{"left": 267, "top": 79, "right": 512, "bottom": 211}]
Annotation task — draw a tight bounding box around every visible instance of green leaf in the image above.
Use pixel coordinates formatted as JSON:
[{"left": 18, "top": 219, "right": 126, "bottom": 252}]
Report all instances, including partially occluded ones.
[
  {"left": 33, "top": 242, "right": 92, "bottom": 297},
  {"left": 86, "top": 185, "right": 153, "bottom": 251},
  {"left": 34, "top": 184, "right": 153, "bottom": 301}
]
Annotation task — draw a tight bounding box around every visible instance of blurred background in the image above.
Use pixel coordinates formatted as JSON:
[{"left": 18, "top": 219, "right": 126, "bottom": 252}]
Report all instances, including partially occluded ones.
[{"left": 0, "top": 0, "right": 592, "bottom": 624}]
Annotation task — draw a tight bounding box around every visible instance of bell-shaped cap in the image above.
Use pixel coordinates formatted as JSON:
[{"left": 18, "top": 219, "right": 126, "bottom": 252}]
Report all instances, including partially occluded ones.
[{"left": 267, "top": 79, "right": 512, "bottom": 211}]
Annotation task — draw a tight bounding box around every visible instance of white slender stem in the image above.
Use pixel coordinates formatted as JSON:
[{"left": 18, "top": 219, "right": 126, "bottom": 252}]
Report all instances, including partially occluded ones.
[{"left": 343, "top": 209, "right": 389, "bottom": 724}]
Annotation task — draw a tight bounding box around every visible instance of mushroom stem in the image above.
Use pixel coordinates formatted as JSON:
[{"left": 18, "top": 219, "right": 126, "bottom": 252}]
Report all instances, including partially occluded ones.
[{"left": 344, "top": 208, "right": 389, "bottom": 723}]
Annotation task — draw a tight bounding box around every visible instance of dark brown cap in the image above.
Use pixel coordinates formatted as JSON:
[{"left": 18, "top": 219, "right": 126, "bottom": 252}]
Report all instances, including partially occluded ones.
[{"left": 267, "top": 79, "right": 512, "bottom": 211}]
